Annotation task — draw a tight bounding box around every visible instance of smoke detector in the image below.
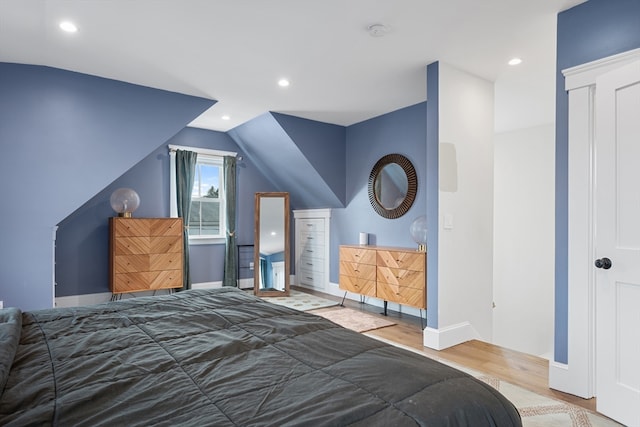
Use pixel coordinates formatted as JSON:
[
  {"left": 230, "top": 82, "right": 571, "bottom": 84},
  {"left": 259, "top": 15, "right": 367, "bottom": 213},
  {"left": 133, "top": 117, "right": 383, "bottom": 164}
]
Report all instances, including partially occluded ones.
[{"left": 367, "top": 23, "right": 389, "bottom": 37}]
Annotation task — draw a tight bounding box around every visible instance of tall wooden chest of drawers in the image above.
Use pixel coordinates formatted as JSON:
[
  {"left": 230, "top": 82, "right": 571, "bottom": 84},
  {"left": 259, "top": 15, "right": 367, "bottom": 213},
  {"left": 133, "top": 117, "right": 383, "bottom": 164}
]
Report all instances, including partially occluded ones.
[
  {"left": 339, "top": 245, "right": 426, "bottom": 309},
  {"left": 109, "top": 217, "right": 184, "bottom": 294}
]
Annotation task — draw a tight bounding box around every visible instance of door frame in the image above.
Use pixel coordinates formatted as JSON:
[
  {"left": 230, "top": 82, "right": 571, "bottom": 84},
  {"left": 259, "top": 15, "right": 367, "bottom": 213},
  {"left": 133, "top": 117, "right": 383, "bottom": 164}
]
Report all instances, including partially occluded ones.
[{"left": 550, "top": 47, "right": 640, "bottom": 398}]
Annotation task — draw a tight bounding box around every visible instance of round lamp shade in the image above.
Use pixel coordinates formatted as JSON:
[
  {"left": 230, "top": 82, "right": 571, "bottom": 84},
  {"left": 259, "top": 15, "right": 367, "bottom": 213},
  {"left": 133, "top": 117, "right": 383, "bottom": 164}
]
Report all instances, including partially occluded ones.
[
  {"left": 409, "top": 215, "right": 427, "bottom": 251},
  {"left": 110, "top": 188, "right": 140, "bottom": 217}
]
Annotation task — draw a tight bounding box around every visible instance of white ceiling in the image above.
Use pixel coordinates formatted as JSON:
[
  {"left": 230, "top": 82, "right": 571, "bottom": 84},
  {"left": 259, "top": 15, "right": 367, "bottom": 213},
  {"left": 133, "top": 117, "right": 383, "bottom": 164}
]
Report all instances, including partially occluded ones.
[{"left": 0, "top": 0, "right": 585, "bottom": 132}]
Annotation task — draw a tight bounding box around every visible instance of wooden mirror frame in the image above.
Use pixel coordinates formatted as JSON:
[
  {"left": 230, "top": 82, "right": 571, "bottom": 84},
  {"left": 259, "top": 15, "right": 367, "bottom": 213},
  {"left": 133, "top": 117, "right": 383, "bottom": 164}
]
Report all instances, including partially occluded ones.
[
  {"left": 367, "top": 153, "right": 417, "bottom": 219},
  {"left": 254, "top": 192, "right": 290, "bottom": 297}
]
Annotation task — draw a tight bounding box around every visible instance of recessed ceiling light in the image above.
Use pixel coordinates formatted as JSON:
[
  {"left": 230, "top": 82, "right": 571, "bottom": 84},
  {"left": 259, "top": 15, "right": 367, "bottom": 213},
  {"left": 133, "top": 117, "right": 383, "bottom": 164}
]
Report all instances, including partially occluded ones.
[
  {"left": 278, "top": 78, "right": 290, "bottom": 87},
  {"left": 508, "top": 57, "right": 522, "bottom": 66},
  {"left": 59, "top": 21, "right": 78, "bottom": 33},
  {"left": 221, "top": 115, "right": 230, "bottom": 121}
]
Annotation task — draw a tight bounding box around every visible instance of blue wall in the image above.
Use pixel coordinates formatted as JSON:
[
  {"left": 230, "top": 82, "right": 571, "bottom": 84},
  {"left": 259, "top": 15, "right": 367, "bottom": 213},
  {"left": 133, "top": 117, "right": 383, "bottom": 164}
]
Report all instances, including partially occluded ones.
[
  {"left": 229, "top": 113, "right": 346, "bottom": 209},
  {"left": 57, "top": 103, "right": 426, "bottom": 299},
  {"left": 425, "top": 62, "right": 439, "bottom": 329},
  {"left": 0, "top": 63, "right": 213, "bottom": 310},
  {"left": 55, "top": 127, "right": 276, "bottom": 296},
  {"left": 5, "top": 62, "right": 426, "bottom": 311},
  {"left": 331, "top": 102, "right": 427, "bottom": 288},
  {"left": 555, "top": 0, "right": 640, "bottom": 363}
]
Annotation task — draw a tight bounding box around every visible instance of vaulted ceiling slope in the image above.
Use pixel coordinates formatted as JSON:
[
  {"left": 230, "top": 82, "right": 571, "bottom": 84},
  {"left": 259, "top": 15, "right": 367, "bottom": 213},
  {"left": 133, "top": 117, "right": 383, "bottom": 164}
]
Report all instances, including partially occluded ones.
[{"left": 228, "top": 113, "right": 346, "bottom": 209}]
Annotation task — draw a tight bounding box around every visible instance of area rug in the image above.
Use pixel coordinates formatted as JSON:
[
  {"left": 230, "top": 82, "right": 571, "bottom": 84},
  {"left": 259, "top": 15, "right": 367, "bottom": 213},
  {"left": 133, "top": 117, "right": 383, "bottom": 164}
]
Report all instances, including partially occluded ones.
[
  {"left": 311, "top": 307, "right": 396, "bottom": 333},
  {"left": 261, "top": 290, "right": 338, "bottom": 311},
  {"left": 364, "top": 335, "right": 622, "bottom": 427}
]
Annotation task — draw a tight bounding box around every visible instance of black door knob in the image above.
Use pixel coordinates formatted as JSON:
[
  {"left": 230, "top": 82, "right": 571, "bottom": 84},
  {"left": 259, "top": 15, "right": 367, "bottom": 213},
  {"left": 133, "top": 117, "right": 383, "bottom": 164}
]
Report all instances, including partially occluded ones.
[{"left": 595, "top": 258, "right": 612, "bottom": 270}]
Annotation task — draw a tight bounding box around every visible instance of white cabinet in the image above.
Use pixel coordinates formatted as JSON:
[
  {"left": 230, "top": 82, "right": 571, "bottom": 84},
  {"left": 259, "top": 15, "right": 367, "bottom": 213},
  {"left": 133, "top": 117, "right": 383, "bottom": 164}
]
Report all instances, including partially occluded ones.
[{"left": 293, "top": 209, "right": 330, "bottom": 291}]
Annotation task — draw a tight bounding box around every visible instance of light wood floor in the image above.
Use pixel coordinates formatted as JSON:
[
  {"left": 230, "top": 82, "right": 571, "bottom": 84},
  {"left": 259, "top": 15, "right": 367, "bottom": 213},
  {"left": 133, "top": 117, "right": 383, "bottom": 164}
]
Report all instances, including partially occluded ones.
[{"left": 295, "top": 286, "right": 597, "bottom": 413}]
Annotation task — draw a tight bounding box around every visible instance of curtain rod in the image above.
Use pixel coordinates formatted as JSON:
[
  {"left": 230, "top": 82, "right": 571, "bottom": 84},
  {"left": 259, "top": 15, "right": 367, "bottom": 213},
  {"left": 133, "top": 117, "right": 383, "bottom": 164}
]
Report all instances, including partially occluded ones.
[{"left": 168, "top": 144, "right": 241, "bottom": 160}]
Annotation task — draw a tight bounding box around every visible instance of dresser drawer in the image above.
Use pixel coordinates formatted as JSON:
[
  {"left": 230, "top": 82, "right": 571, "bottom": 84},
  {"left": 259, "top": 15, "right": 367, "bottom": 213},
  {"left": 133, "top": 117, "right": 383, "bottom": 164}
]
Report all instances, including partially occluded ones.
[
  {"left": 377, "top": 250, "right": 425, "bottom": 271},
  {"left": 298, "top": 268, "right": 324, "bottom": 288},
  {"left": 298, "top": 218, "right": 324, "bottom": 233},
  {"left": 149, "top": 270, "right": 182, "bottom": 289},
  {"left": 114, "top": 254, "right": 150, "bottom": 273},
  {"left": 114, "top": 237, "right": 150, "bottom": 255},
  {"left": 113, "top": 272, "right": 151, "bottom": 292},
  {"left": 113, "top": 219, "right": 152, "bottom": 237},
  {"left": 377, "top": 267, "right": 425, "bottom": 289},
  {"left": 300, "top": 244, "right": 324, "bottom": 260},
  {"left": 299, "top": 254, "right": 324, "bottom": 273},
  {"left": 150, "top": 252, "right": 182, "bottom": 271},
  {"left": 299, "top": 231, "right": 324, "bottom": 250},
  {"left": 339, "top": 247, "right": 376, "bottom": 264},
  {"left": 150, "top": 218, "right": 182, "bottom": 236},
  {"left": 150, "top": 236, "right": 182, "bottom": 253},
  {"left": 339, "top": 262, "right": 376, "bottom": 281},
  {"left": 377, "top": 282, "right": 425, "bottom": 308},
  {"left": 339, "top": 275, "right": 376, "bottom": 297}
]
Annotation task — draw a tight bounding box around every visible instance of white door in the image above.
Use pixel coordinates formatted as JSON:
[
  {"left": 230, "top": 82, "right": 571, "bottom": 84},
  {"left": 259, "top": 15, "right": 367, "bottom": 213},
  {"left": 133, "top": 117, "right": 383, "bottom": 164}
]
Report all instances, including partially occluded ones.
[
  {"left": 272, "top": 261, "right": 285, "bottom": 291},
  {"left": 595, "top": 60, "right": 640, "bottom": 426}
]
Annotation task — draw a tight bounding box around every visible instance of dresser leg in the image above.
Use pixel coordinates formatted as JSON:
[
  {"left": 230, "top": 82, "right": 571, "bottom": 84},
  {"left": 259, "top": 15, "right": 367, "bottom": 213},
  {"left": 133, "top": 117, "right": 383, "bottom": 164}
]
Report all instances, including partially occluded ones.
[
  {"left": 382, "top": 301, "right": 388, "bottom": 316},
  {"left": 340, "top": 291, "right": 348, "bottom": 306}
]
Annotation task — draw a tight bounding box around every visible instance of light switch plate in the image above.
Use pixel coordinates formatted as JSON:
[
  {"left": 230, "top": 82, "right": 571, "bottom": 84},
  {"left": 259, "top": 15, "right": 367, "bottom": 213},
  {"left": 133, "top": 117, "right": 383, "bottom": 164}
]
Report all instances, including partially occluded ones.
[{"left": 444, "top": 213, "right": 454, "bottom": 230}]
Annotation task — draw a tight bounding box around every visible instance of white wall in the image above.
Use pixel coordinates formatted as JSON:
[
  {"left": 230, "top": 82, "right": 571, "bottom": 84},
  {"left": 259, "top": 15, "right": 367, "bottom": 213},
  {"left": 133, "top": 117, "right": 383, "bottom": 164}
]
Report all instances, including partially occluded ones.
[
  {"left": 425, "top": 62, "right": 495, "bottom": 348},
  {"left": 493, "top": 124, "right": 555, "bottom": 358}
]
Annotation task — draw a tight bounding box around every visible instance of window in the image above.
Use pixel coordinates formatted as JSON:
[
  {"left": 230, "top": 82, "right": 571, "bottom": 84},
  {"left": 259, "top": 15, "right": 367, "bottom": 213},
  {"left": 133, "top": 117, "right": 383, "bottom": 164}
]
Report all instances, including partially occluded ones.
[
  {"left": 169, "top": 145, "right": 236, "bottom": 245},
  {"left": 189, "top": 156, "right": 223, "bottom": 238}
]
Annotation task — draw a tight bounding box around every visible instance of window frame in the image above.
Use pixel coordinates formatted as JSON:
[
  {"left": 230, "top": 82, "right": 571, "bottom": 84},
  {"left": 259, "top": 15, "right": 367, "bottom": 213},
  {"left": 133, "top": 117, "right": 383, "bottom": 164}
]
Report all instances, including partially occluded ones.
[{"left": 169, "top": 144, "right": 237, "bottom": 245}]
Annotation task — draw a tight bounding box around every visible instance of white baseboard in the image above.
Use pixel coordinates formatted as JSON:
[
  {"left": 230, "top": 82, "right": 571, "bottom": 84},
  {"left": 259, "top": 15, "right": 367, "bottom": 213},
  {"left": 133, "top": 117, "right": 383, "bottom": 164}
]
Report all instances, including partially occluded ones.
[
  {"left": 237, "top": 278, "right": 253, "bottom": 289},
  {"left": 55, "top": 281, "right": 224, "bottom": 308},
  {"left": 191, "top": 281, "right": 222, "bottom": 290},
  {"left": 55, "top": 289, "right": 177, "bottom": 307},
  {"left": 548, "top": 361, "right": 593, "bottom": 399},
  {"left": 423, "top": 321, "right": 479, "bottom": 350},
  {"left": 55, "top": 292, "right": 113, "bottom": 308}
]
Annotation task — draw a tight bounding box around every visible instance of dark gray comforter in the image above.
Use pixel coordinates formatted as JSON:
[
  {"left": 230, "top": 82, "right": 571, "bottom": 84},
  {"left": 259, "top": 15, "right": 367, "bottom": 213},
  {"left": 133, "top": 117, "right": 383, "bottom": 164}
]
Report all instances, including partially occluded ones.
[{"left": 0, "top": 288, "right": 521, "bottom": 426}]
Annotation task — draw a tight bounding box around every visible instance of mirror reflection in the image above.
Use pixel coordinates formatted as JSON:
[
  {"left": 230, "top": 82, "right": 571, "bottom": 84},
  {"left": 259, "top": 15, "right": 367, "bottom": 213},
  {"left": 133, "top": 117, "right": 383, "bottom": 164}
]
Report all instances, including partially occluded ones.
[
  {"left": 375, "top": 163, "right": 408, "bottom": 209},
  {"left": 254, "top": 192, "right": 290, "bottom": 296}
]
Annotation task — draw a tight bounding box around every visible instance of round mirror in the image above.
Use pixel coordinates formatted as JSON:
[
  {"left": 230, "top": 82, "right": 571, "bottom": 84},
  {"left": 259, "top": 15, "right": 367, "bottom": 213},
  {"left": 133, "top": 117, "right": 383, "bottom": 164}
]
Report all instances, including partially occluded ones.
[{"left": 368, "top": 154, "right": 417, "bottom": 219}]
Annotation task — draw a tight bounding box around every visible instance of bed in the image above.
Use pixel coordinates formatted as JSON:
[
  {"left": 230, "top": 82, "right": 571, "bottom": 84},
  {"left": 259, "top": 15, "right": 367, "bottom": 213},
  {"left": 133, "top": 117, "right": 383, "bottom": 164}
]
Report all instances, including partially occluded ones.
[{"left": 0, "top": 287, "right": 521, "bottom": 426}]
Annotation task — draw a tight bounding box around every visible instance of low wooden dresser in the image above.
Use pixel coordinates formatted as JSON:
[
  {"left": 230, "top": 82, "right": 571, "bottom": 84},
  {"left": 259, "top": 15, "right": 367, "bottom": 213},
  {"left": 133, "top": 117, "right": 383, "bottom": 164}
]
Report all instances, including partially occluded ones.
[
  {"left": 109, "top": 217, "right": 183, "bottom": 295},
  {"left": 339, "top": 245, "right": 426, "bottom": 311}
]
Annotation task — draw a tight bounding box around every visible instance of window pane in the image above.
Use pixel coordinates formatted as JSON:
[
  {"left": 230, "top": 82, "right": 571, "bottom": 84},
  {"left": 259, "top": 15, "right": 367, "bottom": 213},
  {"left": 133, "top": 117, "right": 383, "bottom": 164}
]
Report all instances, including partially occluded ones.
[{"left": 187, "top": 161, "right": 222, "bottom": 237}]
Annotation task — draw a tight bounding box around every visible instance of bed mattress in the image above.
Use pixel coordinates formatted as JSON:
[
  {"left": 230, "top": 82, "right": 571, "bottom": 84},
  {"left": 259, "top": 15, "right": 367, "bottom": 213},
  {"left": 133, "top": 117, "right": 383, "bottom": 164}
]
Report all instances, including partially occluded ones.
[{"left": 0, "top": 288, "right": 521, "bottom": 426}]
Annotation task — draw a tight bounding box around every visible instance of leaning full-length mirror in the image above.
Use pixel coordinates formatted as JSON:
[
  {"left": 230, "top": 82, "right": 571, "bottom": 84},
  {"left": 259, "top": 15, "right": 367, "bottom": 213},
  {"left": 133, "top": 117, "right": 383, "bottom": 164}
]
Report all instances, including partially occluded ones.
[{"left": 254, "top": 192, "right": 290, "bottom": 297}]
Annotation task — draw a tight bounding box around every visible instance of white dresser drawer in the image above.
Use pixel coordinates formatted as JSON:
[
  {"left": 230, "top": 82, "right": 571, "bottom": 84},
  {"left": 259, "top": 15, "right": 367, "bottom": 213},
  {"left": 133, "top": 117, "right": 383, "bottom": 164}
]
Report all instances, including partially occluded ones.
[
  {"left": 299, "top": 230, "right": 323, "bottom": 245},
  {"left": 300, "top": 243, "right": 323, "bottom": 259},
  {"left": 300, "top": 254, "right": 324, "bottom": 273},
  {"left": 299, "top": 219, "right": 324, "bottom": 233},
  {"left": 298, "top": 268, "right": 324, "bottom": 289}
]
